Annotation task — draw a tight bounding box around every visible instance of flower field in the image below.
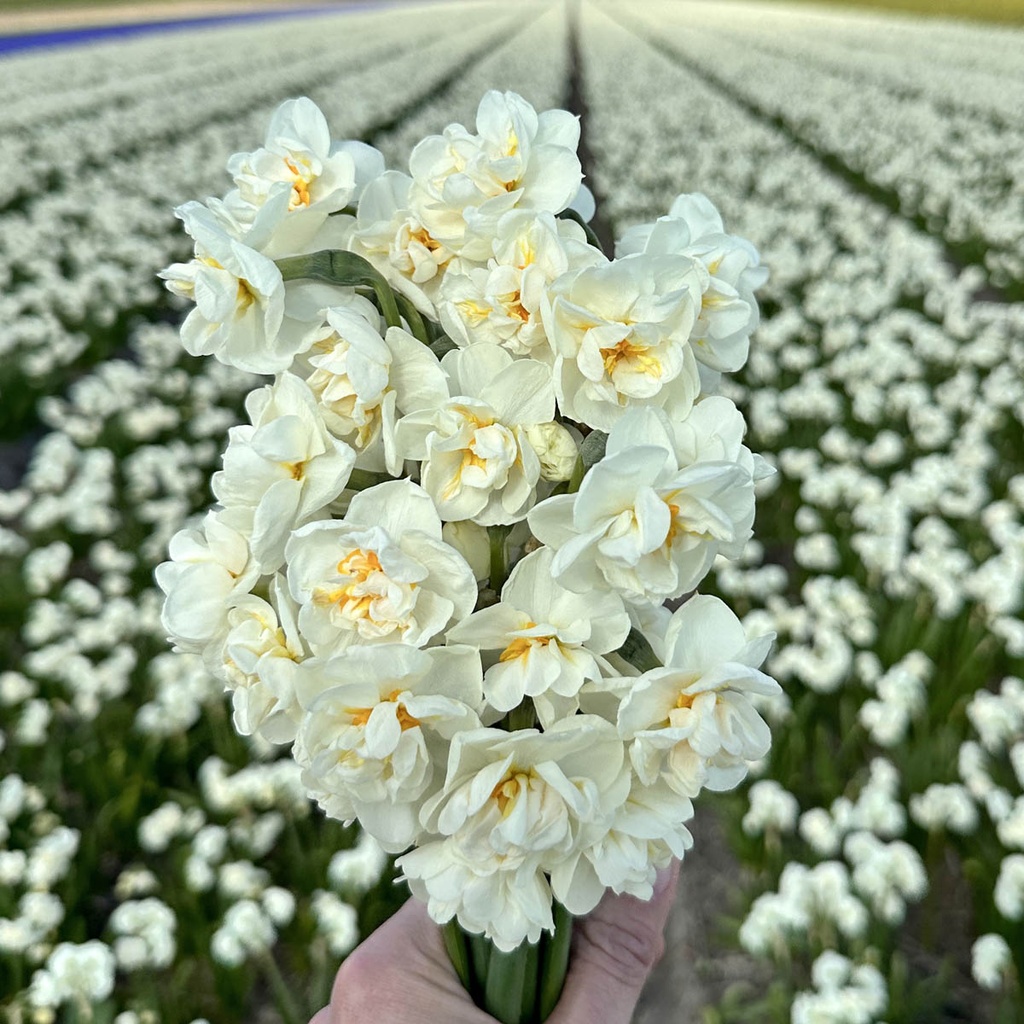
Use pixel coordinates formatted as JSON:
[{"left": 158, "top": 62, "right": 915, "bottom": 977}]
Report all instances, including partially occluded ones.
[{"left": 0, "top": 1, "right": 1022, "bottom": 1022}]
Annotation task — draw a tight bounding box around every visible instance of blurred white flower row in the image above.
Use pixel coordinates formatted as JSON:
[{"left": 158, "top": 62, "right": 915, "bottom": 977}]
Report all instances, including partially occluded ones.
[{"left": 580, "top": 2, "right": 1023, "bottom": 1021}]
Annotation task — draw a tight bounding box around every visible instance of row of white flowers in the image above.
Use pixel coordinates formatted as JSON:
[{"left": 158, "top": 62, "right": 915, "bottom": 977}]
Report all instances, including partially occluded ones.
[
  {"left": 611, "top": 0, "right": 1024, "bottom": 291},
  {"left": 579, "top": 2, "right": 1024, "bottom": 1018},
  {"left": 0, "top": 1, "right": 529, "bottom": 423}
]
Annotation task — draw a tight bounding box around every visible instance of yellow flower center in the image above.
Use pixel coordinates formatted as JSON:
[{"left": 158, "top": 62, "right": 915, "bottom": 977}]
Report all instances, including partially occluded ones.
[
  {"left": 499, "top": 624, "right": 554, "bottom": 662},
  {"left": 409, "top": 226, "right": 446, "bottom": 255},
  {"left": 599, "top": 337, "right": 661, "bottom": 379},
  {"left": 348, "top": 689, "right": 421, "bottom": 731},
  {"left": 235, "top": 278, "right": 257, "bottom": 313},
  {"left": 490, "top": 770, "right": 530, "bottom": 818},
  {"left": 313, "top": 548, "right": 384, "bottom": 619},
  {"left": 285, "top": 157, "right": 312, "bottom": 209}
]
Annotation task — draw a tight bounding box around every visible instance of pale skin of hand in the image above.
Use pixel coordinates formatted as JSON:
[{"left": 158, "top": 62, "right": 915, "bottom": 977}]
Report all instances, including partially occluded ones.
[{"left": 309, "top": 860, "right": 681, "bottom": 1024}]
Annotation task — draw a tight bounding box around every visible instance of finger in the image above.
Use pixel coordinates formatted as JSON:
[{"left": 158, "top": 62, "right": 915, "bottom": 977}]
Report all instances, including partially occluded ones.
[
  {"left": 320, "top": 898, "right": 494, "bottom": 1024},
  {"left": 549, "top": 861, "right": 681, "bottom": 1024}
]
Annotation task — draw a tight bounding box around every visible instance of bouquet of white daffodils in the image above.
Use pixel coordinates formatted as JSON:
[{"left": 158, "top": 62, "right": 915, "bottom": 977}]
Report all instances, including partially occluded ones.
[{"left": 157, "top": 90, "right": 781, "bottom": 1023}]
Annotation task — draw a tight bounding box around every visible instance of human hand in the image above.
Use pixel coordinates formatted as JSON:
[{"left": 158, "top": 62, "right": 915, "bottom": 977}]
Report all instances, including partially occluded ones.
[{"left": 309, "top": 860, "right": 680, "bottom": 1024}]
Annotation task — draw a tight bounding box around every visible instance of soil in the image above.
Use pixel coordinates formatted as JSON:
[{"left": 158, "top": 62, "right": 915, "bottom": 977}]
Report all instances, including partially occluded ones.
[{"left": 635, "top": 810, "right": 771, "bottom": 1023}]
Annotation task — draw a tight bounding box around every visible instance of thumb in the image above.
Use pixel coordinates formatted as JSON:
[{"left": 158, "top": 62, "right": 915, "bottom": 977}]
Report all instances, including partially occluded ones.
[{"left": 548, "top": 861, "right": 680, "bottom": 1024}]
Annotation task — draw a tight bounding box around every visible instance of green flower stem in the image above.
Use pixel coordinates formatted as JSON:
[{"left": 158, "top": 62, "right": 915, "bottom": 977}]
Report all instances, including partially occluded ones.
[
  {"left": 259, "top": 952, "right": 305, "bottom": 1024},
  {"left": 443, "top": 910, "right": 572, "bottom": 1023},
  {"left": 276, "top": 249, "right": 402, "bottom": 329},
  {"left": 484, "top": 941, "right": 529, "bottom": 1024},
  {"left": 394, "top": 292, "right": 431, "bottom": 346},
  {"left": 617, "top": 626, "right": 662, "bottom": 673},
  {"left": 469, "top": 932, "right": 492, "bottom": 999},
  {"left": 520, "top": 938, "right": 540, "bottom": 1024},
  {"left": 567, "top": 455, "right": 585, "bottom": 493},
  {"left": 441, "top": 920, "right": 474, "bottom": 995},
  {"left": 508, "top": 700, "right": 537, "bottom": 732},
  {"left": 488, "top": 524, "right": 513, "bottom": 594},
  {"left": 538, "top": 901, "right": 573, "bottom": 1021},
  {"left": 347, "top": 468, "right": 391, "bottom": 491}
]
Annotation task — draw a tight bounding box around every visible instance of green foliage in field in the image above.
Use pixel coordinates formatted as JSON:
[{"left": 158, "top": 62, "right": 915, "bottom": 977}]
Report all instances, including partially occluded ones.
[{"left": 741, "top": 0, "right": 1024, "bottom": 25}]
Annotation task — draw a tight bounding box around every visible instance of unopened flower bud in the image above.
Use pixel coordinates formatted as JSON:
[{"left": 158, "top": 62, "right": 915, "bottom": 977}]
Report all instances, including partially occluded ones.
[{"left": 524, "top": 421, "right": 578, "bottom": 481}]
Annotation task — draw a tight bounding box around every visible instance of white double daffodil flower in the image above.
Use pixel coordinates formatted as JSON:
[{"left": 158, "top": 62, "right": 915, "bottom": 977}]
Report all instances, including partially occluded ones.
[
  {"left": 395, "top": 345, "right": 555, "bottom": 525},
  {"left": 285, "top": 479, "right": 476, "bottom": 655},
  {"left": 299, "top": 300, "right": 448, "bottom": 474},
  {"left": 293, "top": 644, "right": 483, "bottom": 853},
  {"left": 156, "top": 511, "right": 259, "bottom": 656},
  {"left": 617, "top": 192, "right": 768, "bottom": 382},
  {"left": 408, "top": 90, "right": 583, "bottom": 260},
  {"left": 544, "top": 252, "right": 706, "bottom": 430},
  {"left": 398, "top": 715, "right": 629, "bottom": 950},
  {"left": 219, "top": 576, "right": 305, "bottom": 744},
  {"left": 212, "top": 373, "right": 356, "bottom": 575},
  {"left": 529, "top": 402, "right": 763, "bottom": 604},
  {"left": 227, "top": 96, "right": 384, "bottom": 255},
  {"left": 438, "top": 210, "right": 602, "bottom": 358},
  {"left": 615, "top": 595, "right": 780, "bottom": 797},
  {"left": 446, "top": 547, "right": 630, "bottom": 724}
]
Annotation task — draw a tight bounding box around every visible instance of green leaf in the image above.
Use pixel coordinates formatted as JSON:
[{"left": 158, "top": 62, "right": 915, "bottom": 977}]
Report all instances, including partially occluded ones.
[
  {"left": 275, "top": 249, "right": 401, "bottom": 329},
  {"left": 556, "top": 207, "right": 606, "bottom": 255},
  {"left": 616, "top": 627, "right": 662, "bottom": 673}
]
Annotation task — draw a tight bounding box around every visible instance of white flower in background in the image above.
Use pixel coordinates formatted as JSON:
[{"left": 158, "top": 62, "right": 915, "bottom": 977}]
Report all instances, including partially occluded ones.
[
  {"left": 616, "top": 595, "right": 779, "bottom": 797},
  {"left": 219, "top": 577, "right": 305, "bottom": 744},
  {"left": 995, "top": 854, "right": 1024, "bottom": 920},
  {"left": 212, "top": 373, "right": 355, "bottom": 573},
  {"left": 395, "top": 345, "right": 555, "bottom": 525},
  {"left": 543, "top": 253, "right": 704, "bottom": 430},
  {"left": 328, "top": 832, "right": 389, "bottom": 893},
  {"left": 447, "top": 547, "right": 629, "bottom": 722},
  {"left": 37, "top": 940, "right": 116, "bottom": 1005},
  {"left": 617, "top": 192, "right": 767, "bottom": 378},
  {"left": 971, "top": 933, "right": 1013, "bottom": 990},
  {"left": 227, "top": 96, "right": 383, "bottom": 253},
  {"left": 301, "top": 304, "right": 448, "bottom": 473},
  {"left": 408, "top": 90, "right": 582, "bottom": 259},
  {"left": 790, "top": 953, "right": 887, "bottom": 1024},
  {"left": 156, "top": 511, "right": 259, "bottom": 656},
  {"left": 908, "top": 783, "right": 978, "bottom": 835},
  {"left": 844, "top": 832, "right": 927, "bottom": 924},
  {"left": 439, "top": 210, "right": 601, "bottom": 357},
  {"left": 739, "top": 861, "right": 869, "bottom": 956},
  {"left": 294, "top": 644, "right": 483, "bottom": 852},
  {"left": 109, "top": 898, "right": 176, "bottom": 970},
  {"left": 312, "top": 890, "right": 360, "bottom": 956},
  {"left": 211, "top": 899, "right": 276, "bottom": 966},
  {"left": 350, "top": 170, "right": 456, "bottom": 318},
  {"left": 286, "top": 479, "right": 476, "bottom": 654},
  {"left": 398, "top": 715, "right": 629, "bottom": 949},
  {"left": 743, "top": 779, "right": 799, "bottom": 835},
  {"left": 528, "top": 403, "right": 761, "bottom": 604},
  {"left": 159, "top": 201, "right": 315, "bottom": 374}
]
